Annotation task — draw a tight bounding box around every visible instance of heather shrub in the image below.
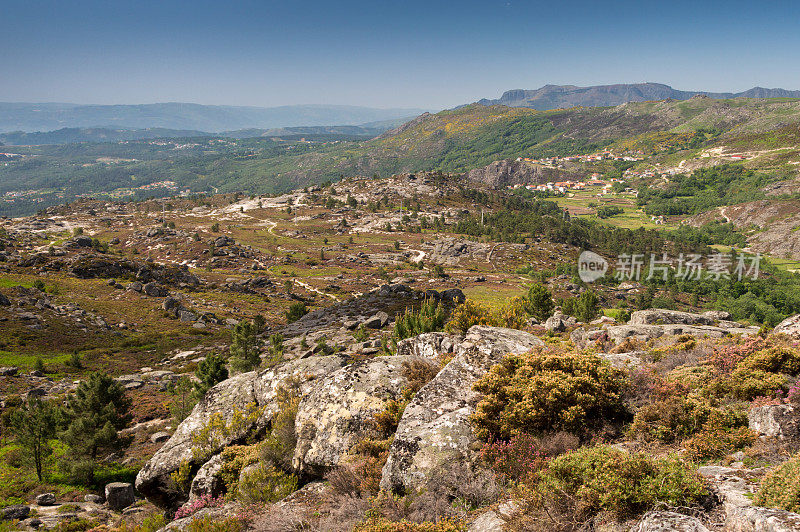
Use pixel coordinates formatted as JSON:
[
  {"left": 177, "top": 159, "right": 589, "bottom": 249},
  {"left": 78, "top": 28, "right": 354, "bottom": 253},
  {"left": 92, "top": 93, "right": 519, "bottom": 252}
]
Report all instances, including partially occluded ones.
[
  {"left": 354, "top": 518, "right": 462, "bottom": 532},
  {"left": 628, "top": 394, "right": 744, "bottom": 444},
  {"left": 444, "top": 299, "right": 495, "bottom": 334},
  {"left": 704, "top": 337, "right": 767, "bottom": 373},
  {"left": 754, "top": 451, "right": 800, "bottom": 512},
  {"left": 730, "top": 346, "right": 800, "bottom": 400},
  {"left": 173, "top": 494, "right": 224, "bottom": 519},
  {"left": 184, "top": 516, "right": 244, "bottom": 532},
  {"left": 530, "top": 445, "right": 708, "bottom": 521},
  {"left": 472, "top": 350, "right": 628, "bottom": 440},
  {"left": 684, "top": 412, "right": 756, "bottom": 461},
  {"left": 479, "top": 433, "right": 551, "bottom": 483}
]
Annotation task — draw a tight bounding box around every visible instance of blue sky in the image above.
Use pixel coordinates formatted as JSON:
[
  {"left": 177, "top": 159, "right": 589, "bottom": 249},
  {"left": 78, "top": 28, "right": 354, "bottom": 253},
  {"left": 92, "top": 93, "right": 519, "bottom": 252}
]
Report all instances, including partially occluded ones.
[{"left": 1, "top": 0, "right": 799, "bottom": 109}]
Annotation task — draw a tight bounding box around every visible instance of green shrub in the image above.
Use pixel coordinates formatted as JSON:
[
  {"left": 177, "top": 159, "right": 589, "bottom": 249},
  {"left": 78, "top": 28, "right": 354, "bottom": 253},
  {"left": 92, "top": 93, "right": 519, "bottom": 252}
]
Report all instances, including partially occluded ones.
[
  {"left": 236, "top": 462, "right": 297, "bottom": 503},
  {"left": 286, "top": 302, "right": 308, "bottom": 323},
  {"left": 229, "top": 320, "right": 260, "bottom": 374},
  {"left": 60, "top": 372, "right": 132, "bottom": 484},
  {"left": 533, "top": 445, "right": 708, "bottom": 520},
  {"left": 561, "top": 290, "right": 601, "bottom": 322},
  {"left": 394, "top": 298, "right": 446, "bottom": 340},
  {"left": 524, "top": 283, "right": 554, "bottom": 321},
  {"left": 193, "top": 353, "right": 229, "bottom": 400},
  {"left": 754, "top": 451, "right": 800, "bottom": 512},
  {"left": 472, "top": 350, "right": 628, "bottom": 440}
]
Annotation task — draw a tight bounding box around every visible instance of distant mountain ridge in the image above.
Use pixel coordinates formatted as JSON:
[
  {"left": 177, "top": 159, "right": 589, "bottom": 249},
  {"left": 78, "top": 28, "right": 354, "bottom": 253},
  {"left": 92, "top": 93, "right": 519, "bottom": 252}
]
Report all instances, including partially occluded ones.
[
  {"left": 0, "top": 102, "right": 427, "bottom": 134},
  {"left": 477, "top": 83, "right": 800, "bottom": 110}
]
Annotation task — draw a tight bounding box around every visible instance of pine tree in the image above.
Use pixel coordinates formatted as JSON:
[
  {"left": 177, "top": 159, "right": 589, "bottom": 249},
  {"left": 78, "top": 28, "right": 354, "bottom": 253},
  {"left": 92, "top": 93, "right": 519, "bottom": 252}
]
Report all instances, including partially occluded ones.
[
  {"left": 60, "top": 372, "right": 132, "bottom": 483},
  {"left": 192, "top": 353, "right": 229, "bottom": 400},
  {"left": 229, "top": 320, "right": 260, "bottom": 373},
  {"left": 524, "top": 283, "right": 555, "bottom": 321},
  {"left": 9, "top": 397, "right": 60, "bottom": 481}
]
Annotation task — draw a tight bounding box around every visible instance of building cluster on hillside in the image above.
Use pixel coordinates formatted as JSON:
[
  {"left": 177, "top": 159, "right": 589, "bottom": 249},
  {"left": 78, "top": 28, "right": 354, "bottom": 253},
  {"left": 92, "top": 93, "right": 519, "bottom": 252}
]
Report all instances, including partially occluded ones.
[
  {"left": 623, "top": 168, "right": 673, "bottom": 179},
  {"left": 516, "top": 150, "right": 644, "bottom": 166}
]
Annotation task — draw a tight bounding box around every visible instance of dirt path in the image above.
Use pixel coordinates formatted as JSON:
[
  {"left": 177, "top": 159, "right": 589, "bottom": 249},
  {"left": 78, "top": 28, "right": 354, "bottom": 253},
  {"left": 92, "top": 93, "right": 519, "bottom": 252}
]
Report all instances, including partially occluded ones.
[
  {"left": 487, "top": 244, "right": 498, "bottom": 271},
  {"left": 294, "top": 279, "right": 341, "bottom": 302}
]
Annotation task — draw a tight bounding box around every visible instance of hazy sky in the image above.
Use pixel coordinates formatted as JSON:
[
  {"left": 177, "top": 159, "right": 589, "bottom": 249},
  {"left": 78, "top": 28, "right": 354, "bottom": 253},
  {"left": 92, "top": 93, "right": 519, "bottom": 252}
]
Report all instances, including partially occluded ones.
[{"left": 2, "top": 0, "right": 799, "bottom": 110}]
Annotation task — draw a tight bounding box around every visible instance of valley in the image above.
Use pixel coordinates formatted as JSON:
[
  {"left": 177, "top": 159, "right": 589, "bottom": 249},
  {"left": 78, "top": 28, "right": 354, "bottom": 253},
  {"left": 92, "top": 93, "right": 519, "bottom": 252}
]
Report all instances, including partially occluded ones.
[{"left": 3, "top": 94, "right": 800, "bottom": 531}]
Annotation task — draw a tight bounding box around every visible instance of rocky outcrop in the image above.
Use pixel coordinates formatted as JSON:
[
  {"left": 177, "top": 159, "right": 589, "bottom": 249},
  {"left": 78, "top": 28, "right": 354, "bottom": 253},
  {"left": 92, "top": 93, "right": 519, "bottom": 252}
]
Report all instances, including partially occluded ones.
[
  {"left": 605, "top": 309, "right": 759, "bottom": 345},
  {"left": 189, "top": 454, "right": 225, "bottom": 500},
  {"left": 699, "top": 465, "right": 800, "bottom": 532},
  {"left": 748, "top": 405, "right": 799, "bottom": 440},
  {"left": 628, "top": 309, "right": 730, "bottom": 326},
  {"left": 136, "top": 356, "right": 346, "bottom": 508},
  {"left": 466, "top": 510, "right": 506, "bottom": 531},
  {"left": 292, "top": 355, "right": 440, "bottom": 477},
  {"left": 545, "top": 311, "right": 576, "bottom": 332},
  {"left": 774, "top": 314, "right": 800, "bottom": 337},
  {"left": 380, "top": 326, "right": 543, "bottom": 493},
  {"left": 427, "top": 238, "right": 492, "bottom": 266},
  {"left": 466, "top": 159, "right": 580, "bottom": 189}
]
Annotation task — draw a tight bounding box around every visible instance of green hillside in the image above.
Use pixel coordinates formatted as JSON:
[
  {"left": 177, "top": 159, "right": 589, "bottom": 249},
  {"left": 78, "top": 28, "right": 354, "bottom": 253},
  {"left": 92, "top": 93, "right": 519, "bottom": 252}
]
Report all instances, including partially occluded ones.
[{"left": 3, "top": 97, "right": 800, "bottom": 216}]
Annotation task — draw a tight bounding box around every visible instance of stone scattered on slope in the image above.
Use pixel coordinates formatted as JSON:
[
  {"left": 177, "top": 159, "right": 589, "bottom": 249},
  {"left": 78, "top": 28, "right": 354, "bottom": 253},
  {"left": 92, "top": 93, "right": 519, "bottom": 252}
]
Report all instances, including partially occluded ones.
[
  {"left": 632, "top": 511, "right": 710, "bottom": 532},
  {"left": 380, "top": 326, "right": 544, "bottom": 493}
]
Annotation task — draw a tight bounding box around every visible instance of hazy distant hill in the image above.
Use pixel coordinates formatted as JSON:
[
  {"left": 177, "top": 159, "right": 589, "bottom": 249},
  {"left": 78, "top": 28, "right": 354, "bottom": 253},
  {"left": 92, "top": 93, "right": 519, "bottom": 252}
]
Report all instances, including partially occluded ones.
[
  {"left": 0, "top": 102, "right": 427, "bottom": 133},
  {"left": 0, "top": 123, "right": 395, "bottom": 145},
  {"left": 477, "top": 83, "right": 800, "bottom": 110}
]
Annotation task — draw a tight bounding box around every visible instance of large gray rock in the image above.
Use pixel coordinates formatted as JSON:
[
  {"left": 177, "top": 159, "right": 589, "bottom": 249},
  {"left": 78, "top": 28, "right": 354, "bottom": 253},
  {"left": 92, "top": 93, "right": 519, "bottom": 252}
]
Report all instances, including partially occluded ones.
[
  {"left": 699, "top": 465, "right": 800, "bottom": 532},
  {"left": 774, "top": 314, "right": 800, "bottom": 337},
  {"left": 105, "top": 482, "right": 135, "bottom": 511},
  {"left": 632, "top": 511, "right": 710, "bottom": 532},
  {"left": 606, "top": 323, "right": 758, "bottom": 345},
  {"left": 143, "top": 282, "right": 168, "bottom": 297},
  {"left": 293, "top": 355, "right": 440, "bottom": 477},
  {"left": 629, "top": 309, "right": 718, "bottom": 326},
  {"left": 35, "top": 493, "right": 56, "bottom": 506},
  {"left": 362, "top": 311, "right": 389, "bottom": 329},
  {"left": 396, "top": 332, "right": 462, "bottom": 359},
  {"left": 1, "top": 505, "right": 30, "bottom": 520},
  {"left": 136, "top": 356, "right": 346, "bottom": 508},
  {"left": 467, "top": 510, "right": 506, "bottom": 532},
  {"left": 380, "top": 326, "right": 544, "bottom": 493},
  {"left": 748, "top": 405, "right": 799, "bottom": 440},
  {"left": 189, "top": 454, "right": 225, "bottom": 500}
]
